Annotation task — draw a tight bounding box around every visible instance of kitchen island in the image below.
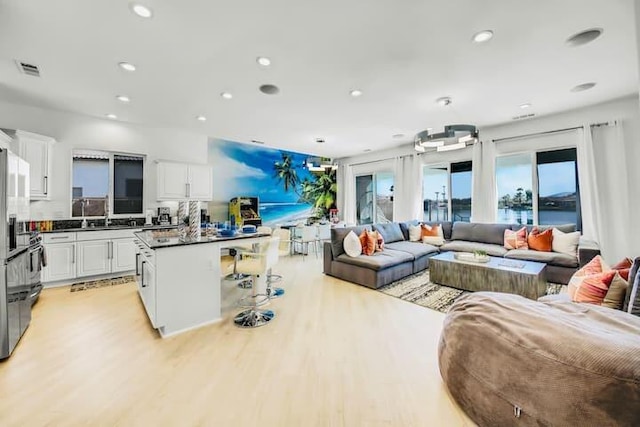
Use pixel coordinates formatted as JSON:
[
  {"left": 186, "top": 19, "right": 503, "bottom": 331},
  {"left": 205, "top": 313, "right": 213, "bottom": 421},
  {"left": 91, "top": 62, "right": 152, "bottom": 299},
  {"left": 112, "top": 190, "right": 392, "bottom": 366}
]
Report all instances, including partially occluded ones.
[{"left": 133, "top": 230, "right": 271, "bottom": 337}]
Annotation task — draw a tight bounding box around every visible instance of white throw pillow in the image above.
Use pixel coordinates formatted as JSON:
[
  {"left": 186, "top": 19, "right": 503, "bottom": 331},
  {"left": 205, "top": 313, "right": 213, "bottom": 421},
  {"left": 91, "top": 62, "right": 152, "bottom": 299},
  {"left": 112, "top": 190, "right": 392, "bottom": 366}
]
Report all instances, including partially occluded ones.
[
  {"left": 552, "top": 228, "right": 580, "bottom": 257},
  {"left": 409, "top": 224, "right": 422, "bottom": 242},
  {"left": 343, "top": 230, "right": 362, "bottom": 257}
]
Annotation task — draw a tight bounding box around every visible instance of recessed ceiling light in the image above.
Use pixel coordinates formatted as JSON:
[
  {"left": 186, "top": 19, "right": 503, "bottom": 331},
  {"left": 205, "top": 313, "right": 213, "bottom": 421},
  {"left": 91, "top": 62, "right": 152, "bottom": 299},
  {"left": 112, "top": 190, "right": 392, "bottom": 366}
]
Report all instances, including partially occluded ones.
[
  {"left": 519, "top": 103, "right": 531, "bottom": 109},
  {"left": 436, "top": 97, "right": 452, "bottom": 106},
  {"left": 426, "top": 127, "right": 433, "bottom": 132},
  {"left": 571, "top": 82, "right": 597, "bottom": 92},
  {"left": 256, "top": 57, "right": 271, "bottom": 67},
  {"left": 116, "top": 95, "right": 130, "bottom": 103},
  {"left": 118, "top": 62, "right": 136, "bottom": 72},
  {"left": 196, "top": 115, "right": 207, "bottom": 122},
  {"left": 130, "top": 3, "right": 153, "bottom": 18},
  {"left": 350, "top": 89, "right": 363, "bottom": 97},
  {"left": 566, "top": 28, "right": 603, "bottom": 47},
  {"left": 315, "top": 138, "right": 325, "bottom": 144},
  {"left": 259, "top": 84, "right": 280, "bottom": 95},
  {"left": 106, "top": 113, "right": 117, "bottom": 120},
  {"left": 472, "top": 30, "right": 494, "bottom": 43},
  {"left": 221, "top": 92, "right": 233, "bottom": 99},
  {"left": 392, "top": 134, "right": 404, "bottom": 139}
]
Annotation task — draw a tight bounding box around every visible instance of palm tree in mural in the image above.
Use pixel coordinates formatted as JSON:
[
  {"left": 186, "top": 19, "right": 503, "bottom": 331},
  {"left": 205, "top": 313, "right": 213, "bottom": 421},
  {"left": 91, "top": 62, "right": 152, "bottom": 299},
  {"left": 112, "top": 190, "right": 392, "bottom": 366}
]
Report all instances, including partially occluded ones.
[
  {"left": 273, "top": 153, "right": 300, "bottom": 195},
  {"left": 300, "top": 170, "right": 337, "bottom": 218}
]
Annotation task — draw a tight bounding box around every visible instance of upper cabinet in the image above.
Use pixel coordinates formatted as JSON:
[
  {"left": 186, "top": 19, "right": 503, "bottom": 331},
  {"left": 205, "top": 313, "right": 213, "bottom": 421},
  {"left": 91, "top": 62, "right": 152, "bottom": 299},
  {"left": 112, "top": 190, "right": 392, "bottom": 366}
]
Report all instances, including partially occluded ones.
[
  {"left": 11, "top": 131, "right": 55, "bottom": 200},
  {"left": 156, "top": 161, "right": 212, "bottom": 201}
]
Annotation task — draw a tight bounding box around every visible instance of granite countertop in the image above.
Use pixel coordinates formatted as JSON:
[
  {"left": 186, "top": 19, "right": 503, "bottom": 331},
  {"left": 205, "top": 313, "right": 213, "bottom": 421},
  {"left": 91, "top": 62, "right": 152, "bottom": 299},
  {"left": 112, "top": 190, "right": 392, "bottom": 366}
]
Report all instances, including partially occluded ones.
[
  {"left": 134, "top": 230, "right": 271, "bottom": 249},
  {"left": 41, "top": 225, "right": 177, "bottom": 233}
]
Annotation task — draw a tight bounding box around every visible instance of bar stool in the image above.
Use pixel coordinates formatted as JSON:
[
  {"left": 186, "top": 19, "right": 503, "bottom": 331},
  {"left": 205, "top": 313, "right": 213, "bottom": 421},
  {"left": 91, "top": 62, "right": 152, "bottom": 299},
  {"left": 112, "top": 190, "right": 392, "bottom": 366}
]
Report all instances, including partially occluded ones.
[{"left": 234, "top": 236, "right": 280, "bottom": 328}]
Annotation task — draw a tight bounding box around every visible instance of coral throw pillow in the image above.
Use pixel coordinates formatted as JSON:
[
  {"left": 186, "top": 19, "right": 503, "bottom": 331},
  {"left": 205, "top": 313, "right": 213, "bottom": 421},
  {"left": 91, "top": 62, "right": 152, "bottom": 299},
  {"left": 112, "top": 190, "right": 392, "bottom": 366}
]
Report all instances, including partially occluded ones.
[
  {"left": 375, "top": 230, "right": 385, "bottom": 252},
  {"left": 504, "top": 227, "right": 528, "bottom": 250},
  {"left": 567, "top": 255, "right": 610, "bottom": 299},
  {"left": 527, "top": 227, "right": 553, "bottom": 252},
  {"left": 574, "top": 270, "right": 616, "bottom": 304},
  {"left": 359, "top": 230, "right": 376, "bottom": 256},
  {"left": 611, "top": 257, "right": 632, "bottom": 281},
  {"left": 421, "top": 224, "right": 445, "bottom": 246}
]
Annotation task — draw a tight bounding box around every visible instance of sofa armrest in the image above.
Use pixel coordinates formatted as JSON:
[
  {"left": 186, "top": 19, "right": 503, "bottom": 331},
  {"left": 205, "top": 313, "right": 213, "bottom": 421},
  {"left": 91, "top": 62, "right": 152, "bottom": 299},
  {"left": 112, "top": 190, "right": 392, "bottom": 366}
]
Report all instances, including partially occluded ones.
[
  {"left": 578, "top": 237, "right": 600, "bottom": 267},
  {"left": 323, "top": 241, "right": 333, "bottom": 275}
]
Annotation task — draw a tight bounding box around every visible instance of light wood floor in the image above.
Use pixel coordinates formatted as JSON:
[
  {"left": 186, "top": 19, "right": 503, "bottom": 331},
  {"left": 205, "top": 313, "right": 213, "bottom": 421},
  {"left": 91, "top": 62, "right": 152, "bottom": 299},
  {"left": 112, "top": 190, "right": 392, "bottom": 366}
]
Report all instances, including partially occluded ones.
[{"left": 0, "top": 253, "right": 473, "bottom": 427}]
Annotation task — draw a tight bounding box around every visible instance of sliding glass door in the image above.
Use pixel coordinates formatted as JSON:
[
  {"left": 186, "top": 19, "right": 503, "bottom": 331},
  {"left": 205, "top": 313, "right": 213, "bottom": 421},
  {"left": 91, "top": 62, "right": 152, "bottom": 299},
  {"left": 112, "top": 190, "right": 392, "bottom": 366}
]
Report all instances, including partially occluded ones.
[
  {"left": 422, "top": 161, "right": 472, "bottom": 222},
  {"left": 356, "top": 172, "right": 394, "bottom": 225}
]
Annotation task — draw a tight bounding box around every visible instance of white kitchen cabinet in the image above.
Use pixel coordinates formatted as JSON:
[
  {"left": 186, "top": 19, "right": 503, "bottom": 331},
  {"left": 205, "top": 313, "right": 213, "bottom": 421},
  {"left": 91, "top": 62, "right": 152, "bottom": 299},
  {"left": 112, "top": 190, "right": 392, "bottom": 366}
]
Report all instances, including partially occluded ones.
[
  {"left": 139, "top": 252, "right": 157, "bottom": 327},
  {"left": 12, "top": 131, "right": 54, "bottom": 200},
  {"left": 17, "top": 158, "right": 30, "bottom": 221},
  {"left": 42, "top": 242, "right": 76, "bottom": 282},
  {"left": 156, "top": 161, "right": 213, "bottom": 201},
  {"left": 76, "top": 240, "right": 111, "bottom": 278},
  {"left": 111, "top": 238, "right": 136, "bottom": 273}
]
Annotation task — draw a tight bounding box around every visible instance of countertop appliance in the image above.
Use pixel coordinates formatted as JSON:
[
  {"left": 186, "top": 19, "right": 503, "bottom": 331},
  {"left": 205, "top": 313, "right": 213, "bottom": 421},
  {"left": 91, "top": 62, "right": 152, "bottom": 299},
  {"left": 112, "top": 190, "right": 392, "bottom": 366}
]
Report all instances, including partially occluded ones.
[
  {"left": 1, "top": 148, "right": 32, "bottom": 359},
  {"left": 157, "top": 207, "right": 170, "bottom": 225}
]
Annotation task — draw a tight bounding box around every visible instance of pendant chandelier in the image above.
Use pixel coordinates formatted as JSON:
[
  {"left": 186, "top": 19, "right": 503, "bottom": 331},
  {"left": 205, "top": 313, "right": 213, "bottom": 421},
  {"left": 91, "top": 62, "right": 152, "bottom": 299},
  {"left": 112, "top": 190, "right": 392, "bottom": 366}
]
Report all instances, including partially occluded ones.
[{"left": 414, "top": 124, "right": 478, "bottom": 152}]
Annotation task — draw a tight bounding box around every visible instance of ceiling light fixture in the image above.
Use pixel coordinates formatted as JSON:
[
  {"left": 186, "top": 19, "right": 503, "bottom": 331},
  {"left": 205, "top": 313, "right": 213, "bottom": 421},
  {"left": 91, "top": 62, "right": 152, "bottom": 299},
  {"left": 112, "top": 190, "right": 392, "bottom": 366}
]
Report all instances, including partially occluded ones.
[
  {"left": 571, "top": 82, "right": 597, "bottom": 92},
  {"left": 566, "top": 28, "right": 603, "bottom": 47},
  {"left": 118, "top": 62, "right": 136, "bottom": 72},
  {"left": 130, "top": 3, "right": 153, "bottom": 18},
  {"left": 116, "top": 95, "right": 130, "bottom": 103},
  {"left": 196, "top": 115, "right": 207, "bottom": 122},
  {"left": 256, "top": 57, "right": 271, "bottom": 67},
  {"left": 350, "top": 89, "right": 363, "bottom": 97},
  {"left": 221, "top": 92, "right": 233, "bottom": 99},
  {"left": 259, "top": 84, "right": 280, "bottom": 95},
  {"left": 472, "top": 30, "right": 494, "bottom": 43},
  {"left": 106, "top": 113, "right": 118, "bottom": 120},
  {"left": 436, "top": 96, "right": 452, "bottom": 106},
  {"left": 414, "top": 124, "right": 477, "bottom": 152},
  {"left": 519, "top": 103, "right": 531, "bottom": 109}
]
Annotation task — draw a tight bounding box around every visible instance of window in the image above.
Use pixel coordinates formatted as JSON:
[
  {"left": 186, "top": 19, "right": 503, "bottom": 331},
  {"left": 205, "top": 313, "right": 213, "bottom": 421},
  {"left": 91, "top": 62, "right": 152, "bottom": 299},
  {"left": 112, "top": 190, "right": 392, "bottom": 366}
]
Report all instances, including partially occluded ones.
[
  {"left": 422, "top": 161, "right": 472, "bottom": 222},
  {"left": 355, "top": 172, "right": 394, "bottom": 224},
  {"left": 496, "top": 148, "right": 580, "bottom": 227},
  {"left": 72, "top": 151, "right": 144, "bottom": 217}
]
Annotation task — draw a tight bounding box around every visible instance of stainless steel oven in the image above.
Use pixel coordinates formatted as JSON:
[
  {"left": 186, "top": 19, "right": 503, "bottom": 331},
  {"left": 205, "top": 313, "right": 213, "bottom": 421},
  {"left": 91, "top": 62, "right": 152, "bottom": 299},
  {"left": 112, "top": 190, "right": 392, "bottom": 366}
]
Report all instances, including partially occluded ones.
[{"left": 28, "top": 236, "right": 43, "bottom": 304}]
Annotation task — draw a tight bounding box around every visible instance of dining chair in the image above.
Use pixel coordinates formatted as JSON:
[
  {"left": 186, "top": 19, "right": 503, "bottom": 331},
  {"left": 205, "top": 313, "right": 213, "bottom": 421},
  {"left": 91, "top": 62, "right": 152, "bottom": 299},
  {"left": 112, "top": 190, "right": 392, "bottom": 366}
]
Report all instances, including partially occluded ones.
[{"left": 291, "top": 225, "right": 318, "bottom": 260}]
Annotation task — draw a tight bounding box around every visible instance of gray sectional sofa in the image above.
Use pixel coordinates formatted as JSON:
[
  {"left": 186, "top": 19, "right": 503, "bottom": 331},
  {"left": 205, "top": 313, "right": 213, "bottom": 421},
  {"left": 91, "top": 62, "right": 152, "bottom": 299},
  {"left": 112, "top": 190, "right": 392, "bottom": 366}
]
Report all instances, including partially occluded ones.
[{"left": 323, "top": 220, "right": 600, "bottom": 289}]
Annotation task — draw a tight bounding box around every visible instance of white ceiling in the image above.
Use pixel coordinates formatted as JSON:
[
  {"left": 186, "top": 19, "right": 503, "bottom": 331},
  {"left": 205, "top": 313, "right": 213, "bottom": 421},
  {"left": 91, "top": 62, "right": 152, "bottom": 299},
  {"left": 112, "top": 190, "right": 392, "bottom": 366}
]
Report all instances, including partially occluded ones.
[{"left": 0, "top": 0, "right": 637, "bottom": 158}]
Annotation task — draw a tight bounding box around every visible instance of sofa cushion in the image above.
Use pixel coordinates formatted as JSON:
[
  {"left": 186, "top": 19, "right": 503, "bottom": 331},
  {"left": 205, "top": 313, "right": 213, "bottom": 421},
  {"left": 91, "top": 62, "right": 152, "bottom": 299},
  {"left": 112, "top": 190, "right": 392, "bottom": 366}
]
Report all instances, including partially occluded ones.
[
  {"left": 451, "top": 222, "right": 512, "bottom": 246},
  {"left": 335, "top": 249, "right": 413, "bottom": 271},
  {"left": 440, "top": 241, "right": 508, "bottom": 257},
  {"left": 519, "top": 223, "right": 577, "bottom": 234},
  {"left": 331, "top": 225, "right": 371, "bottom": 258},
  {"left": 399, "top": 220, "right": 453, "bottom": 241},
  {"left": 372, "top": 222, "right": 405, "bottom": 244},
  {"left": 385, "top": 241, "right": 439, "bottom": 259},
  {"left": 505, "top": 249, "right": 579, "bottom": 268},
  {"left": 624, "top": 257, "right": 640, "bottom": 316}
]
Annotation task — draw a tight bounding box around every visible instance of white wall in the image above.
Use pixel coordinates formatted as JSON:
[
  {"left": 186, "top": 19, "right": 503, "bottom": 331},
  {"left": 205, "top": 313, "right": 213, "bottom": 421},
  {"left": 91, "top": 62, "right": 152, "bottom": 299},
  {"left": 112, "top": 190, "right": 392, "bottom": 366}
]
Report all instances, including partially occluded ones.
[{"left": 0, "top": 100, "right": 208, "bottom": 219}]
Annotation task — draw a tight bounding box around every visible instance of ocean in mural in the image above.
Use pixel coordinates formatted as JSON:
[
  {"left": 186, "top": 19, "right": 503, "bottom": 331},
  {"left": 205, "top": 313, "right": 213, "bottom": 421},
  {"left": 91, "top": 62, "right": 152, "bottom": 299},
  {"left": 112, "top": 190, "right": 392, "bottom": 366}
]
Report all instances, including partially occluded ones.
[{"left": 208, "top": 138, "right": 317, "bottom": 226}]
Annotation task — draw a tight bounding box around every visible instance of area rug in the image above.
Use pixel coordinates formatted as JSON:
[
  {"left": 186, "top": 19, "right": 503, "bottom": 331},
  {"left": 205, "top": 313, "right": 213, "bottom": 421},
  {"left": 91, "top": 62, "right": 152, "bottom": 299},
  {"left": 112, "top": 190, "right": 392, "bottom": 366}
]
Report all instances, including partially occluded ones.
[
  {"left": 378, "top": 270, "right": 566, "bottom": 313},
  {"left": 70, "top": 275, "right": 136, "bottom": 292}
]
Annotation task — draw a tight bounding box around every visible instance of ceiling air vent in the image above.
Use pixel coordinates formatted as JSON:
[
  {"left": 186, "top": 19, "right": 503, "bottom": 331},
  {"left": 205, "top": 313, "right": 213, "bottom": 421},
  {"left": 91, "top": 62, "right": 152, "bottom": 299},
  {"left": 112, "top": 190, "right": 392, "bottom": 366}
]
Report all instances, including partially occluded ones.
[
  {"left": 16, "top": 61, "right": 41, "bottom": 77},
  {"left": 250, "top": 139, "right": 265, "bottom": 145},
  {"left": 511, "top": 113, "right": 536, "bottom": 121}
]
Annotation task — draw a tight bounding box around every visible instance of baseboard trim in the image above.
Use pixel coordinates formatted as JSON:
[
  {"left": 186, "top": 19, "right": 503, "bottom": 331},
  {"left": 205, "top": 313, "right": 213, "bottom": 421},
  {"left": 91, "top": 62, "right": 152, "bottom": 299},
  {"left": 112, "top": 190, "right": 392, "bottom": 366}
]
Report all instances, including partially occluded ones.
[{"left": 158, "top": 317, "right": 223, "bottom": 338}]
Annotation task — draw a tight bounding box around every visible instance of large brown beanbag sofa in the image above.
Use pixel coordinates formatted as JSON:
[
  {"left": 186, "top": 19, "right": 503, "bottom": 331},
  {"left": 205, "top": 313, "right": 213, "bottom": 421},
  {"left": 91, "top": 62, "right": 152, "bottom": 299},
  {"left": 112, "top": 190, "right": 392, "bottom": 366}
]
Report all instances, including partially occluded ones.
[{"left": 439, "top": 292, "right": 640, "bottom": 427}]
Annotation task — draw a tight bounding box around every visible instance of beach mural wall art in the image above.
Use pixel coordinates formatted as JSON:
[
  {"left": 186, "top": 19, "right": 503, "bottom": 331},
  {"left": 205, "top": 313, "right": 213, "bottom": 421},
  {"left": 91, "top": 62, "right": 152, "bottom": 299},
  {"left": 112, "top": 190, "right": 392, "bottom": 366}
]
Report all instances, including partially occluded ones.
[{"left": 207, "top": 138, "right": 337, "bottom": 227}]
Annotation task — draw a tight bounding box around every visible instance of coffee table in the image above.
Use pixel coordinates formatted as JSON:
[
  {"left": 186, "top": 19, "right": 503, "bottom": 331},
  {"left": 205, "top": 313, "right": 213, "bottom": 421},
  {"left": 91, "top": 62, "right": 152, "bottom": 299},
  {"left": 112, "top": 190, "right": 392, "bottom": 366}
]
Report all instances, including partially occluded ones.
[{"left": 429, "top": 252, "right": 547, "bottom": 300}]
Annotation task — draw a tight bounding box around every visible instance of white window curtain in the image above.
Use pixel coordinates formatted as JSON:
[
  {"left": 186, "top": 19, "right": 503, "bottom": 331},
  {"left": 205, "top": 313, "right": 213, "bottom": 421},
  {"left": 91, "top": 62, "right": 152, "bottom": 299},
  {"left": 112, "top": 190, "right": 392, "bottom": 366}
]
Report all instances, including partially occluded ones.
[
  {"left": 470, "top": 140, "right": 496, "bottom": 223},
  {"left": 577, "top": 121, "right": 629, "bottom": 261},
  {"left": 337, "top": 163, "right": 356, "bottom": 225},
  {"left": 393, "top": 155, "right": 422, "bottom": 221}
]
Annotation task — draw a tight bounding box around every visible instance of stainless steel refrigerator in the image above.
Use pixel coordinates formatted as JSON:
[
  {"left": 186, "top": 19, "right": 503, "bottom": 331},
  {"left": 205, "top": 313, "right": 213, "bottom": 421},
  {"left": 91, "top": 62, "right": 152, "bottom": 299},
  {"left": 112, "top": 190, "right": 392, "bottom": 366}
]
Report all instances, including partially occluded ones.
[{"left": 1, "top": 148, "right": 31, "bottom": 359}]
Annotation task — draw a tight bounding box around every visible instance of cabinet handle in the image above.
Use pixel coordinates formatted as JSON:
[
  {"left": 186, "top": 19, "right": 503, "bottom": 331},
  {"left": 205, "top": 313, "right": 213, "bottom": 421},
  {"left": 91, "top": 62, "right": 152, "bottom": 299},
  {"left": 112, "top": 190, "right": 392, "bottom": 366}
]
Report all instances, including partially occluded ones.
[
  {"left": 72, "top": 245, "right": 75, "bottom": 264},
  {"left": 44, "top": 176, "right": 48, "bottom": 194},
  {"left": 50, "top": 236, "right": 69, "bottom": 240},
  {"left": 108, "top": 241, "right": 113, "bottom": 259},
  {"left": 135, "top": 253, "right": 140, "bottom": 275},
  {"left": 141, "top": 261, "right": 146, "bottom": 287}
]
